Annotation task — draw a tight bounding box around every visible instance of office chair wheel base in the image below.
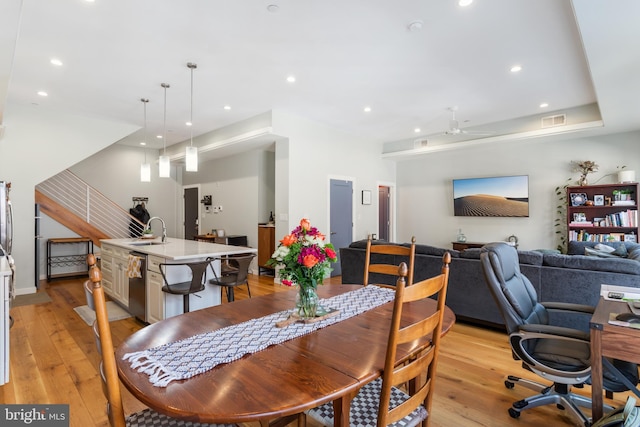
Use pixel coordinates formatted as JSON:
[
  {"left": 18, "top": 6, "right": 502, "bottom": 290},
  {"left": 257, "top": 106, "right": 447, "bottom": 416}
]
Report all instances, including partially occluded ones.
[
  {"left": 508, "top": 408, "right": 521, "bottom": 419},
  {"left": 505, "top": 380, "right": 515, "bottom": 389},
  {"left": 513, "top": 400, "right": 528, "bottom": 410}
]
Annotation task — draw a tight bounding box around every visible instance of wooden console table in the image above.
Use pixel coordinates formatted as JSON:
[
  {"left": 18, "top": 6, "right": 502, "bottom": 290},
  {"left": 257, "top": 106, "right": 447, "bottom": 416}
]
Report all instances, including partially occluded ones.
[
  {"left": 47, "top": 237, "right": 94, "bottom": 281},
  {"left": 451, "top": 241, "right": 486, "bottom": 251}
]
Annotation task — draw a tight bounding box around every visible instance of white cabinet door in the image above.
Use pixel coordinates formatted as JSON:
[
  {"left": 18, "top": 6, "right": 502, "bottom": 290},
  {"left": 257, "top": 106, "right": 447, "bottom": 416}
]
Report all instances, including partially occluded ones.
[
  {"left": 100, "top": 254, "right": 114, "bottom": 295},
  {"left": 146, "top": 270, "right": 164, "bottom": 324}
]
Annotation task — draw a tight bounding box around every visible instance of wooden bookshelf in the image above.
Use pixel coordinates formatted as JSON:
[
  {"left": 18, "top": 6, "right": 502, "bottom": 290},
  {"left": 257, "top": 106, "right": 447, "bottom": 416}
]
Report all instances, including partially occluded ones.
[{"left": 566, "top": 183, "right": 638, "bottom": 242}]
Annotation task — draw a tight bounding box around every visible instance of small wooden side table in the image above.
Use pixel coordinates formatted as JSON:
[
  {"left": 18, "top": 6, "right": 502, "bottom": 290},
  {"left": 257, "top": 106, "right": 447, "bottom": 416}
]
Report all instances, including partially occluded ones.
[{"left": 451, "top": 241, "right": 486, "bottom": 251}]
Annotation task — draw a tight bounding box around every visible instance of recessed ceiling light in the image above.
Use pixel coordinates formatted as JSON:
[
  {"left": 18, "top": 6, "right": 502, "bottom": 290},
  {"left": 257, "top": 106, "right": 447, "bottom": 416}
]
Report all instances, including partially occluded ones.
[
  {"left": 267, "top": 4, "right": 279, "bottom": 13},
  {"left": 140, "top": 142, "right": 146, "bottom": 146},
  {"left": 540, "top": 102, "right": 549, "bottom": 108},
  {"left": 363, "top": 106, "right": 371, "bottom": 113},
  {"left": 510, "top": 65, "right": 522, "bottom": 73},
  {"left": 458, "top": 0, "right": 473, "bottom": 7},
  {"left": 286, "top": 75, "right": 296, "bottom": 83},
  {"left": 85, "top": 0, "right": 95, "bottom": 3},
  {"left": 37, "top": 91, "right": 48, "bottom": 97},
  {"left": 414, "top": 128, "right": 421, "bottom": 133},
  {"left": 50, "top": 58, "right": 63, "bottom": 66},
  {"left": 224, "top": 105, "right": 231, "bottom": 110},
  {"left": 157, "top": 135, "right": 163, "bottom": 139},
  {"left": 186, "top": 121, "right": 192, "bottom": 126}
]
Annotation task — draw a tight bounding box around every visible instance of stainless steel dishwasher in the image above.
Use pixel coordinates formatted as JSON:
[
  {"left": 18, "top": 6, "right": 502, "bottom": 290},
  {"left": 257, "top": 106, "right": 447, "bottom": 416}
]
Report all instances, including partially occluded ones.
[{"left": 128, "top": 251, "right": 147, "bottom": 324}]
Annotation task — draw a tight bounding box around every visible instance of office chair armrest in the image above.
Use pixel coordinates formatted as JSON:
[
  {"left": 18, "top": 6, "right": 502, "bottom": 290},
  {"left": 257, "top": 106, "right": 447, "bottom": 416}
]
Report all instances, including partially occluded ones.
[
  {"left": 518, "top": 323, "right": 590, "bottom": 342},
  {"left": 541, "top": 301, "right": 595, "bottom": 315},
  {"left": 512, "top": 325, "right": 592, "bottom": 382}
]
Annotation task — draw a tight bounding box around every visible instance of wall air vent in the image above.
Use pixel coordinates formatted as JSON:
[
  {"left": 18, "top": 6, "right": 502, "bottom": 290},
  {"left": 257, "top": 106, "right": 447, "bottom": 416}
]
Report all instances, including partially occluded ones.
[
  {"left": 414, "top": 138, "right": 428, "bottom": 149},
  {"left": 541, "top": 114, "right": 566, "bottom": 128}
]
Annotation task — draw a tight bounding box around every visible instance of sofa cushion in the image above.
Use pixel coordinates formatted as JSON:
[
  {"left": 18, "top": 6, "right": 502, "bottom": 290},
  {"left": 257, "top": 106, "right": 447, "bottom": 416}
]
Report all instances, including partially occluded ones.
[
  {"left": 348, "top": 239, "right": 395, "bottom": 249},
  {"left": 517, "top": 250, "right": 544, "bottom": 266},
  {"left": 568, "top": 240, "right": 640, "bottom": 256},
  {"left": 413, "top": 244, "right": 460, "bottom": 258},
  {"left": 629, "top": 247, "right": 640, "bottom": 262},
  {"left": 543, "top": 253, "right": 640, "bottom": 275},
  {"left": 585, "top": 244, "right": 628, "bottom": 258},
  {"left": 459, "top": 248, "right": 481, "bottom": 259}
]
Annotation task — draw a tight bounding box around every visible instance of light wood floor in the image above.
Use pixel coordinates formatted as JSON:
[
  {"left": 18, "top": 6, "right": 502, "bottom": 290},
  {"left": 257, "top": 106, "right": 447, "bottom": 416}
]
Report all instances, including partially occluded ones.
[{"left": 1, "top": 274, "right": 632, "bottom": 427}]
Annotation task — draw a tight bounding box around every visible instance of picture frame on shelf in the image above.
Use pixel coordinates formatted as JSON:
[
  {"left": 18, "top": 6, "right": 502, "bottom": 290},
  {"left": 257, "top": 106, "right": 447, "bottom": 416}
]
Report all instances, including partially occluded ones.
[
  {"left": 594, "top": 194, "right": 605, "bottom": 206},
  {"left": 570, "top": 192, "right": 588, "bottom": 206},
  {"left": 573, "top": 212, "right": 587, "bottom": 222}
]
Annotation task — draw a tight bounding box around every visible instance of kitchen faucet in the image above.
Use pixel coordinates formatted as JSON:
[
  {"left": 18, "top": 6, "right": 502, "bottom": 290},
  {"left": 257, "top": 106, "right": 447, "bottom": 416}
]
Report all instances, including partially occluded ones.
[{"left": 146, "top": 217, "right": 167, "bottom": 242}]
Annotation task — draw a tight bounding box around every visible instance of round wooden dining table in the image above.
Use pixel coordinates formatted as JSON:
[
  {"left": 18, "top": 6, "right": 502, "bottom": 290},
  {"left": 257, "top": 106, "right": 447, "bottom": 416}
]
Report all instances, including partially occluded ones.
[{"left": 116, "top": 284, "right": 456, "bottom": 426}]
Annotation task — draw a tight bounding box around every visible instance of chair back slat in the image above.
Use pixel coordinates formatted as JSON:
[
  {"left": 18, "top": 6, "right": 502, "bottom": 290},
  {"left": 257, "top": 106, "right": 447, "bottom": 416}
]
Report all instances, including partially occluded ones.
[{"left": 363, "top": 236, "right": 416, "bottom": 287}]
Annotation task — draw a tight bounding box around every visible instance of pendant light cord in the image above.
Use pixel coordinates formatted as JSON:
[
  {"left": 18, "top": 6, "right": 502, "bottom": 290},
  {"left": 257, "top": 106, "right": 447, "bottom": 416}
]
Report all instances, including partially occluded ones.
[
  {"left": 161, "top": 83, "right": 170, "bottom": 155},
  {"left": 141, "top": 98, "right": 149, "bottom": 162},
  {"left": 187, "top": 63, "right": 197, "bottom": 147}
]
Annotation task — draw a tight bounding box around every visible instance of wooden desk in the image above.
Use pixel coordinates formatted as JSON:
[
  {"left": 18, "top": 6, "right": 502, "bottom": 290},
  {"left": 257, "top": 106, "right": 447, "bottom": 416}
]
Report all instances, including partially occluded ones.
[
  {"left": 116, "top": 285, "right": 455, "bottom": 426},
  {"left": 590, "top": 297, "right": 640, "bottom": 421}
]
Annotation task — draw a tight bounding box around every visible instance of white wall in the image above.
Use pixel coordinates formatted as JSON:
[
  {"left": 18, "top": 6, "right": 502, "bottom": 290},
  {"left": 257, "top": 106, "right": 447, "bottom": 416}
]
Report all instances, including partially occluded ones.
[
  {"left": 395, "top": 130, "right": 640, "bottom": 250},
  {"left": 271, "top": 111, "right": 396, "bottom": 242},
  {"left": 0, "top": 103, "right": 138, "bottom": 294},
  {"left": 182, "top": 150, "right": 274, "bottom": 249}
]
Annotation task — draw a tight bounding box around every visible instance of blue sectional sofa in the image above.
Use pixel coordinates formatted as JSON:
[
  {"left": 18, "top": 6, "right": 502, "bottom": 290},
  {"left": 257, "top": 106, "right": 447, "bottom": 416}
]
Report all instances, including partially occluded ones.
[{"left": 339, "top": 240, "right": 640, "bottom": 332}]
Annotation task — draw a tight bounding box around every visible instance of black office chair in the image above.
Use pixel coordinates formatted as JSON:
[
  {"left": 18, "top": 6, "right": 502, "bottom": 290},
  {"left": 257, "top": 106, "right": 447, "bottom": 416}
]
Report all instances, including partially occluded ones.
[
  {"left": 209, "top": 254, "right": 255, "bottom": 302},
  {"left": 159, "top": 260, "right": 211, "bottom": 313},
  {"left": 480, "top": 242, "right": 638, "bottom": 426}
]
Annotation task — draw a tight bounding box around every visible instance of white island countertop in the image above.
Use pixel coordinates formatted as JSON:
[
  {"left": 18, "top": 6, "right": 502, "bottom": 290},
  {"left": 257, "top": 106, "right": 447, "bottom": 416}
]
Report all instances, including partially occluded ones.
[{"left": 100, "top": 237, "right": 256, "bottom": 260}]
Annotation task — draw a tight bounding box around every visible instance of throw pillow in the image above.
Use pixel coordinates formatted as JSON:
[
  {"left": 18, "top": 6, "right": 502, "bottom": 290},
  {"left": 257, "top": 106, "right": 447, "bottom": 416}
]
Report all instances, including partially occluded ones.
[
  {"left": 594, "top": 243, "right": 615, "bottom": 254},
  {"left": 612, "top": 244, "right": 629, "bottom": 257},
  {"left": 585, "top": 247, "right": 618, "bottom": 258},
  {"left": 629, "top": 248, "right": 640, "bottom": 262}
]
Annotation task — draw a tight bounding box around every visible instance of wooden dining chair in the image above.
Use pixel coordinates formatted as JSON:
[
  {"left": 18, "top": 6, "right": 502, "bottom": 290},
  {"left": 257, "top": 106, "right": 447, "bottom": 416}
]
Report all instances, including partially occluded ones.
[
  {"left": 306, "top": 252, "right": 451, "bottom": 427},
  {"left": 87, "top": 264, "right": 238, "bottom": 427},
  {"left": 363, "top": 235, "right": 416, "bottom": 287}
]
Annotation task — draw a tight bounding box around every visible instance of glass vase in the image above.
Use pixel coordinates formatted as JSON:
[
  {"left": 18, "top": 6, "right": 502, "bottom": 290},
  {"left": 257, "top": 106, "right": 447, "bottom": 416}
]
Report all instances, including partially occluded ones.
[{"left": 296, "top": 286, "right": 319, "bottom": 319}]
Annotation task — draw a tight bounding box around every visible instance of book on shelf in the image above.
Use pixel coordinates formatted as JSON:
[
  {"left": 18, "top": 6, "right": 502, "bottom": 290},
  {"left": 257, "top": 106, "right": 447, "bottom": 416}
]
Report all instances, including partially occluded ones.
[
  {"left": 569, "top": 221, "right": 593, "bottom": 227},
  {"left": 613, "top": 200, "right": 636, "bottom": 206}
]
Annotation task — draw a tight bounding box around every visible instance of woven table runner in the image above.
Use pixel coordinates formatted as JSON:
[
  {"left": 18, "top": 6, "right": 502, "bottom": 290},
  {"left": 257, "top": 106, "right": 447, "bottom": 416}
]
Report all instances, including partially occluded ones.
[{"left": 122, "top": 285, "right": 395, "bottom": 387}]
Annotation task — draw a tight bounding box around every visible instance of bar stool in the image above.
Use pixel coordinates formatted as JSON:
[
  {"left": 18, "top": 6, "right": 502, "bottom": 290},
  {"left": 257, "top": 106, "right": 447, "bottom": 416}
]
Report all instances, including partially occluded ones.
[
  {"left": 209, "top": 254, "right": 255, "bottom": 302},
  {"left": 159, "top": 260, "right": 211, "bottom": 313}
]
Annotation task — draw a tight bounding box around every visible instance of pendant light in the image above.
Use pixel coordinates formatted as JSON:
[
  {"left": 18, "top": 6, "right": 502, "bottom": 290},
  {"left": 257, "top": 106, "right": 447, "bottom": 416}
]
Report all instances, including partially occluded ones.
[
  {"left": 140, "top": 98, "right": 151, "bottom": 182},
  {"left": 185, "top": 62, "right": 198, "bottom": 172},
  {"left": 159, "top": 82, "right": 171, "bottom": 178}
]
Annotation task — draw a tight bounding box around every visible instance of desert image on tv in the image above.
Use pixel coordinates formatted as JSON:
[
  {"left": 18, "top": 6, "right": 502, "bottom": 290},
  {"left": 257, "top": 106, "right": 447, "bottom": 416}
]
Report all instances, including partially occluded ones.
[{"left": 453, "top": 176, "right": 529, "bottom": 217}]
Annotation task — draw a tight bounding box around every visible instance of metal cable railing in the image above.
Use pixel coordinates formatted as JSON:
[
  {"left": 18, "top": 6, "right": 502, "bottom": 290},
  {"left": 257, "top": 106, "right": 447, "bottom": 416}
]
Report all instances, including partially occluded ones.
[{"left": 36, "top": 170, "right": 145, "bottom": 238}]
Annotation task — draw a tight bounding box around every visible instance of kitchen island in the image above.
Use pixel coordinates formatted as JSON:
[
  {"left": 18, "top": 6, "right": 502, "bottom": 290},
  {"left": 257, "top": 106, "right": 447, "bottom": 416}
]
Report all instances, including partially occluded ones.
[{"left": 100, "top": 238, "right": 256, "bottom": 323}]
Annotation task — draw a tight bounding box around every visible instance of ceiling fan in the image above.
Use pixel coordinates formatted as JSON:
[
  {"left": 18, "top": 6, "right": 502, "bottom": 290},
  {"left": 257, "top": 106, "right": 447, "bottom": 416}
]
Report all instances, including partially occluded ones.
[{"left": 444, "top": 107, "right": 495, "bottom": 136}]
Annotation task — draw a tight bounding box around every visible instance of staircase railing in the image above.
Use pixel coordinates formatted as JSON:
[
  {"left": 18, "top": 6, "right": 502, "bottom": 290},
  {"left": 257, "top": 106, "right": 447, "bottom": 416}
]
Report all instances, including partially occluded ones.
[{"left": 36, "top": 169, "right": 144, "bottom": 239}]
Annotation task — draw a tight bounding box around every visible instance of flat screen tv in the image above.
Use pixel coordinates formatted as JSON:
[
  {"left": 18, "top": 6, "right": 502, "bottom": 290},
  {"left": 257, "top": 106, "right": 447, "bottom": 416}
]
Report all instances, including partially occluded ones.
[{"left": 453, "top": 175, "right": 529, "bottom": 217}]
